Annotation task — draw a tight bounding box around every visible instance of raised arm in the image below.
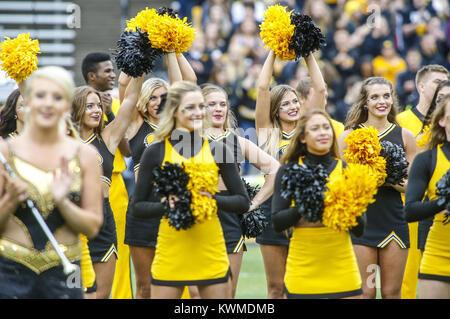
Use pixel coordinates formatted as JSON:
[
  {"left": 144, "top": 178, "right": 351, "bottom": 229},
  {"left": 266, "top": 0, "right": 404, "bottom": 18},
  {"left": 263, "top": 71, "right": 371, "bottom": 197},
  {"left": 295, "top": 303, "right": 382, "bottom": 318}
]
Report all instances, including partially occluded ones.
[
  {"left": 55, "top": 143, "right": 103, "bottom": 238},
  {"left": 167, "top": 52, "right": 183, "bottom": 84},
  {"left": 304, "top": 53, "right": 328, "bottom": 111},
  {"left": 118, "top": 71, "right": 132, "bottom": 104},
  {"left": 255, "top": 50, "right": 276, "bottom": 141},
  {"left": 177, "top": 53, "right": 197, "bottom": 83},
  {"left": 239, "top": 136, "right": 279, "bottom": 210},
  {"left": 103, "top": 75, "right": 144, "bottom": 154}
]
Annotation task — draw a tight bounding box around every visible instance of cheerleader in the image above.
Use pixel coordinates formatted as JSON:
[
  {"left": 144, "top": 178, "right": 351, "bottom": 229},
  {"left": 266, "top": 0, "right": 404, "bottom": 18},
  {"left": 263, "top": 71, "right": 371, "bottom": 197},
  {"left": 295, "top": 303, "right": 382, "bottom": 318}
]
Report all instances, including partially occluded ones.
[
  {"left": 255, "top": 48, "right": 334, "bottom": 298},
  {"left": 405, "top": 93, "right": 450, "bottom": 298},
  {"left": 70, "top": 75, "right": 143, "bottom": 298},
  {"left": 131, "top": 81, "right": 249, "bottom": 299},
  {"left": 338, "top": 77, "right": 417, "bottom": 299},
  {"left": 202, "top": 83, "right": 280, "bottom": 298},
  {"left": 0, "top": 66, "right": 103, "bottom": 298},
  {"left": 272, "top": 109, "right": 365, "bottom": 298},
  {"left": 396, "top": 66, "right": 448, "bottom": 298}
]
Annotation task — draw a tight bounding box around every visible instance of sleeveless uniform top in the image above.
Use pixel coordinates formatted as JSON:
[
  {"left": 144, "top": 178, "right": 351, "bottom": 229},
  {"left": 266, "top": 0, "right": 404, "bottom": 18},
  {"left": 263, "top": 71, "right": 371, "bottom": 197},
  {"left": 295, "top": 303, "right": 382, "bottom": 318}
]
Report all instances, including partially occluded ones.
[
  {"left": 351, "top": 123, "right": 410, "bottom": 248},
  {"left": 396, "top": 107, "right": 424, "bottom": 137},
  {"left": 0, "top": 143, "right": 83, "bottom": 273},
  {"left": 82, "top": 133, "right": 114, "bottom": 187},
  {"left": 129, "top": 120, "right": 158, "bottom": 172},
  {"left": 419, "top": 144, "right": 450, "bottom": 281},
  {"left": 150, "top": 137, "right": 230, "bottom": 285}
]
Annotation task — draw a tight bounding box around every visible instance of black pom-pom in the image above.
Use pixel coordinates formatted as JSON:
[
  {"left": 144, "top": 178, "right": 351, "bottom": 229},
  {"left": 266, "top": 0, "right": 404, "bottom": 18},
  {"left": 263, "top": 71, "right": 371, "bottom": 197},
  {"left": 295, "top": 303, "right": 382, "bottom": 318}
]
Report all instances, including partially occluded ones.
[
  {"left": 380, "top": 140, "right": 409, "bottom": 186},
  {"left": 114, "top": 29, "right": 164, "bottom": 77},
  {"left": 239, "top": 178, "right": 268, "bottom": 238},
  {"left": 280, "top": 162, "right": 328, "bottom": 222},
  {"left": 153, "top": 162, "right": 194, "bottom": 230},
  {"left": 436, "top": 169, "right": 450, "bottom": 224},
  {"left": 289, "top": 12, "right": 326, "bottom": 59},
  {"left": 157, "top": 7, "right": 178, "bottom": 18}
]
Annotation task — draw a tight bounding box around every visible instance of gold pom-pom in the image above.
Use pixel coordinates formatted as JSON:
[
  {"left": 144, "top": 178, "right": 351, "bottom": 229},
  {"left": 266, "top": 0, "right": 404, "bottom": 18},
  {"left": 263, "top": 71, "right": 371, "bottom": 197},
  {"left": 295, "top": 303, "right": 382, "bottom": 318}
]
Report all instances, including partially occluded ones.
[
  {"left": 322, "top": 164, "right": 378, "bottom": 232},
  {"left": 416, "top": 125, "right": 431, "bottom": 149},
  {"left": 125, "top": 7, "right": 159, "bottom": 33},
  {"left": 0, "top": 33, "right": 40, "bottom": 82},
  {"left": 126, "top": 7, "right": 196, "bottom": 55},
  {"left": 259, "top": 4, "right": 296, "bottom": 61},
  {"left": 344, "top": 127, "right": 387, "bottom": 186},
  {"left": 183, "top": 163, "right": 219, "bottom": 223}
]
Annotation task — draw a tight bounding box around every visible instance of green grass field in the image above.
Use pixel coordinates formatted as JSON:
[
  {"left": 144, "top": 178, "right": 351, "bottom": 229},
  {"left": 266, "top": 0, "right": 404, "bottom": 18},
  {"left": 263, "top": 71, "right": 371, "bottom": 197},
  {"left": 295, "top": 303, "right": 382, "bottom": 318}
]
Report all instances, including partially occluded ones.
[{"left": 235, "top": 242, "right": 267, "bottom": 299}]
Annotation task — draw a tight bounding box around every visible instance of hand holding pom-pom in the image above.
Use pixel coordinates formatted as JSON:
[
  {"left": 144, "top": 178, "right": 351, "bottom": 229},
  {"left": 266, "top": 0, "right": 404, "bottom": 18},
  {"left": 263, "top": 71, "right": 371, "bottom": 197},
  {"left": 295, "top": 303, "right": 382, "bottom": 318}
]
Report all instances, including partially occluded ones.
[
  {"left": 380, "top": 140, "right": 409, "bottom": 186},
  {"left": 240, "top": 178, "right": 268, "bottom": 238},
  {"left": 436, "top": 169, "right": 450, "bottom": 224},
  {"left": 289, "top": 12, "right": 326, "bottom": 59},
  {"left": 114, "top": 29, "right": 163, "bottom": 77},
  {"left": 153, "top": 162, "right": 194, "bottom": 230},
  {"left": 280, "top": 162, "right": 329, "bottom": 223}
]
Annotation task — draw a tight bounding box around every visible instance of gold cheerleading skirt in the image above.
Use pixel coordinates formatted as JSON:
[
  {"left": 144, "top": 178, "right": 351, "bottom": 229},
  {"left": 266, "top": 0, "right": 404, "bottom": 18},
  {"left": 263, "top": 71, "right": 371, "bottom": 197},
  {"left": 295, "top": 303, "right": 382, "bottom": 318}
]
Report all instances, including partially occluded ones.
[
  {"left": 284, "top": 227, "right": 362, "bottom": 298},
  {"left": 151, "top": 214, "right": 230, "bottom": 285},
  {"left": 419, "top": 213, "right": 450, "bottom": 282}
]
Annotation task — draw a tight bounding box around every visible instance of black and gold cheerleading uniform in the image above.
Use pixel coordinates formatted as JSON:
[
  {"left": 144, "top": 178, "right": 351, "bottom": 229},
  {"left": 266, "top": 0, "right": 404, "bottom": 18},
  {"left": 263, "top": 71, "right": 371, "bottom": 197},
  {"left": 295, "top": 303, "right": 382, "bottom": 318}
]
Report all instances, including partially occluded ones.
[
  {"left": 271, "top": 151, "right": 363, "bottom": 298},
  {"left": 206, "top": 129, "right": 247, "bottom": 254},
  {"left": 405, "top": 141, "right": 450, "bottom": 282},
  {"left": 124, "top": 120, "right": 160, "bottom": 248},
  {"left": 83, "top": 133, "right": 118, "bottom": 263},
  {"left": 131, "top": 130, "right": 249, "bottom": 285},
  {"left": 256, "top": 130, "right": 295, "bottom": 246},
  {"left": 351, "top": 123, "right": 410, "bottom": 248},
  {"left": 397, "top": 107, "right": 432, "bottom": 250},
  {"left": 0, "top": 143, "right": 83, "bottom": 298}
]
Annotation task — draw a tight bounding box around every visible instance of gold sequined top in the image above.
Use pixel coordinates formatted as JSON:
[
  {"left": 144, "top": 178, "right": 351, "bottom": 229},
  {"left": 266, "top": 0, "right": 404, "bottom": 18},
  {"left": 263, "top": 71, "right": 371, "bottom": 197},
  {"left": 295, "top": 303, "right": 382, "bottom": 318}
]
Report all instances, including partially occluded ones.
[{"left": 0, "top": 143, "right": 83, "bottom": 272}]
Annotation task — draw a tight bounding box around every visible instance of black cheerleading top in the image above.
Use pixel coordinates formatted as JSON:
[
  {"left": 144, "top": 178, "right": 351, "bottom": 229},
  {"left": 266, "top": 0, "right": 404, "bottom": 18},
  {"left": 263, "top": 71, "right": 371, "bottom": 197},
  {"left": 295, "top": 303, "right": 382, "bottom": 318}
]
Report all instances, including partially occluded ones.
[
  {"left": 83, "top": 133, "right": 114, "bottom": 187},
  {"left": 205, "top": 129, "right": 244, "bottom": 168},
  {"left": 271, "top": 150, "right": 366, "bottom": 237},
  {"left": 131, "top": 130, "right": 250, "bottom": 218},
  {"left": 351, "top": 123, "right": 410, "bottom": 248},
  {"left": 129, "top": 120, "right": 158, "bottom": 173},
  {"left": 405, "top": 141, "right": 450, "bottom": 222}
]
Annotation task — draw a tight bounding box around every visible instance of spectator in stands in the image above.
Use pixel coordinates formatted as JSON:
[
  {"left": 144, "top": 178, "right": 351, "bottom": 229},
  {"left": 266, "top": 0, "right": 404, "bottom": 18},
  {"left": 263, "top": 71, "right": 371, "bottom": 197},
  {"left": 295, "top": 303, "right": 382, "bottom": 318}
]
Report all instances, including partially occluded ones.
[
  {"left": 396, "top": 48, "right": 422, "bottom": 110},
  {"left": 185, "top": 33, "right": 214, "bottom": 85},
  {"left": 419, "top": 33, "right": 446, "bottom": 66},
  {"left": 372, "top": 40, "right": 407, "bottom": 87},
  {"left": 333, "top": 75, "right": 362, "bottom": 123}
]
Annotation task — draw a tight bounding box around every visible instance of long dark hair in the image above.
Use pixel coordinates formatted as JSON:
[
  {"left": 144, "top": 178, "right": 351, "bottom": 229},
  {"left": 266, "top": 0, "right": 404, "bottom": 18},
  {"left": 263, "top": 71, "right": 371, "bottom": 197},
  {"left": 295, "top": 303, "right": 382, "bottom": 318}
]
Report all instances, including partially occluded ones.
[
  {"left": 344, "top": 77, "right": 399, "bottom": 130},
  {"left": 421, "top": 80, "right": 450, "bottom": 133},
  {"left": 426, "top": 94, "right": 450, "bottom": 150},
  {"left": 0, "top": 89, "right": 21, "bottom": 137},
  {"left": 280, "top": 110, "right": 338, "bottom": 164}
]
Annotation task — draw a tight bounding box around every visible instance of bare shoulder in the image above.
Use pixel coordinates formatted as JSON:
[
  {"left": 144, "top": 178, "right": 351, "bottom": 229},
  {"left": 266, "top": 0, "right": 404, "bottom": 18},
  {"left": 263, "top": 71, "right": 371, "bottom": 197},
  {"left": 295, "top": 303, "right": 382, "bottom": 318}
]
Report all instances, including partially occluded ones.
[
  {"left": 338, "top": 129, "right": 353, "bottom": 142},
  {"left": 68, "top": 138, "right": 98, "bottom": 167}
]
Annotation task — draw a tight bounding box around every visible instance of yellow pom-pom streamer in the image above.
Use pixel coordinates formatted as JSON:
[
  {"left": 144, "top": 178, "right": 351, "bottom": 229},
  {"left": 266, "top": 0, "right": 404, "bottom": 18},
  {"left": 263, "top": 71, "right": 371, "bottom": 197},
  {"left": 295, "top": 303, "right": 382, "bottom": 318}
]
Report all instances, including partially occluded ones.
[
  {"left": 0, "top": 33, "right": 40, "bottom": 82},
  {"left": 323, "top": 164, "right": 378, "bottom": 232},
  {"left": 126, "top": 7, "right": 195, "bottom": 55},
  {"left": 344, "top": 126, "right": 387, "bottom": 186},
  {"left": 183, "top": 163, "right": 219, "bottom": 224},
  {"left": 416, "top": 125, "right": 431, "bottom": 149},
  {"left": 260, "top": 4, "right": 296, "bottom": 61}
]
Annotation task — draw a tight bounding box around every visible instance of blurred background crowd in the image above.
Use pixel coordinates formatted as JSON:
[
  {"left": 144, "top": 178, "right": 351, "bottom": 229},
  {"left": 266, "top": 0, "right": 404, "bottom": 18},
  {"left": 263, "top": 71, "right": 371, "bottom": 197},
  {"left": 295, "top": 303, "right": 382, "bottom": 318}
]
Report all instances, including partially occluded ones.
[{"left": 167, "top": 0, "right": 449, "bottom": 129}]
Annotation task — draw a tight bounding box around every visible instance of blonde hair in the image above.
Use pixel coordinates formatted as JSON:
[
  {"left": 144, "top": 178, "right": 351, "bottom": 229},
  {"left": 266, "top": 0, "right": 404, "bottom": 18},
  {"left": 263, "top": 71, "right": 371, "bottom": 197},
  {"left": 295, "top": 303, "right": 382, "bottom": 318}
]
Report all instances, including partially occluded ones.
[
  {"left": 24, "top": 66, "right": 75, "bottom": 103},
  {"left": 136, "top": 78, "right": 169, "bottom": 121},
  {"left": 415, "top": 64, "right": 449, "bottom": 87},
  {"left": 153, "top": 81, "right": 203, "bottom": 143},
  {"left": 71, "top": 86, "right": 105, "bottom": 136},
  {"left": 344, "top": 77, "right": 399, "bottom": 130},
  {"left": 265, "top": 84, "right": 300, "bottom": 158},
  {"left": 201, "top": 83, "right": 238, "bottom": 132},
  {"left": 426, "top": 94, "right": 450, "bottom": 150}
]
